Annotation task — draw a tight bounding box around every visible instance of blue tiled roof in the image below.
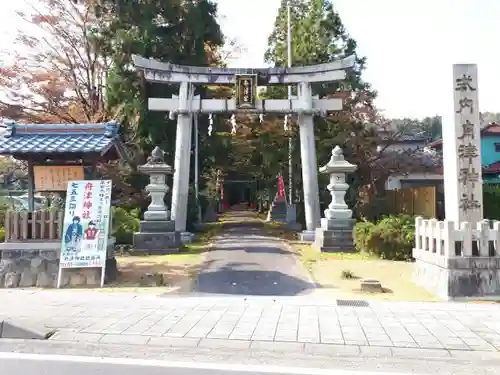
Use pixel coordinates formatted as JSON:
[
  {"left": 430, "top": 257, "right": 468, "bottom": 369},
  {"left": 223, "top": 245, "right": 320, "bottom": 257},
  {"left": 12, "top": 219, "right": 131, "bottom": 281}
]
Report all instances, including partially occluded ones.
[{"left": 0, "top": 121, "right": 121, "bottom": 155}]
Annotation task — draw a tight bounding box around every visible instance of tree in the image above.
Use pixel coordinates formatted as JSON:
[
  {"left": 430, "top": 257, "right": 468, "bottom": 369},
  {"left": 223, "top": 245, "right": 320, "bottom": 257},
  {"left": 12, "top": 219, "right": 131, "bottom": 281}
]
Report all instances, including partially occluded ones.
[
  {"left": 0, "top": 0, "right": 112, "bottom": 123},
  {"left": 264, "top": 0, "right": 433, "bottom": 220},
  {"left": 392, "top": 116, "right": 442, "bottom": 140},
  {"left": 89, "top": 0, "right": 228, "bottom": 220},
  {"left": 94, "top": 0, "right": 224, "bottom": 150},
  {"left": 481, "top": 112, "right": 500, "bottom": 126},
  {"left": 264, "top": 0, "right": 384, "bottom": 219}
]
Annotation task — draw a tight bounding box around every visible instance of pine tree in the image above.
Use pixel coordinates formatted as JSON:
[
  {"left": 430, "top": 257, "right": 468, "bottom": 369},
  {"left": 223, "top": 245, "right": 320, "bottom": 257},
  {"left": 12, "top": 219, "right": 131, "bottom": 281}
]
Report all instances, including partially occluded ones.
[{"left": 264, "top": 0, "right": 381, "bottom": 217}]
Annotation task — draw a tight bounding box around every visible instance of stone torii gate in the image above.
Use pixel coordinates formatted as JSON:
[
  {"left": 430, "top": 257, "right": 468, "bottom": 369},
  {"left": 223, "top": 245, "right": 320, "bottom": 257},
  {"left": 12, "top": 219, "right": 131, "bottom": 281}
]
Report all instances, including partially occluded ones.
[{"left": 132, "top": 55, "right": 355, "bottom": 241}]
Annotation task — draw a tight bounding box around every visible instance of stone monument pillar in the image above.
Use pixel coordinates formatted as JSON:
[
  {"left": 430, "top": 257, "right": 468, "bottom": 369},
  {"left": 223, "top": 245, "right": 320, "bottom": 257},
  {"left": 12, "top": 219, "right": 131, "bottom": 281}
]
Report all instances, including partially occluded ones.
[
  {"left": 133, "top": 147, "right": 181, "bottom": 254},
  {"left": 442, "top": 64, "right": 483, "bottom": 225},
  {"left": 313, "top": 146, "right": 357, "bottom": 252},
  {"left": 412, "top": 64, "right": 493, "bottom": 299}
]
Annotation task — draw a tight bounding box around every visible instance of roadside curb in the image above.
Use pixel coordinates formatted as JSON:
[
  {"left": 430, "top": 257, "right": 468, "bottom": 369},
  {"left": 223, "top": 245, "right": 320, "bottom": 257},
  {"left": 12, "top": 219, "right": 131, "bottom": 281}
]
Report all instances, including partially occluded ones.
[
  {"left": 0, "top": 338, "right": 500, "bottom": 361},
  {"left": 40, "top": 332, "right": 500, "bottom": 361}
]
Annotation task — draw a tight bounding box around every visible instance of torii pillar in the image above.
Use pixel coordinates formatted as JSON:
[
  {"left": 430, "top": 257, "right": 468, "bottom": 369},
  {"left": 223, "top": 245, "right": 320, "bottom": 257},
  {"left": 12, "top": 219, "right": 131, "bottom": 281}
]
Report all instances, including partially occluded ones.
[
  {"left": 170, "top": 81, "right": 195, "bottom": 242},
  {"left": 297, "top": 81, "right": 322, "bottom": 240}
]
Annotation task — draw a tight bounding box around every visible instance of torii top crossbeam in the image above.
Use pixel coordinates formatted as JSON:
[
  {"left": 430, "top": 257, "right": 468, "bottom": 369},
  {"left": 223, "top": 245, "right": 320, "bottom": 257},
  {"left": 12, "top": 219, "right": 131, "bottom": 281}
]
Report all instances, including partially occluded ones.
[
  {"left": 132, "top": 55, "right": 355, "bottom": 116},
  {"left": 132, "top": 55, "right": 355, "bottom": 85}
]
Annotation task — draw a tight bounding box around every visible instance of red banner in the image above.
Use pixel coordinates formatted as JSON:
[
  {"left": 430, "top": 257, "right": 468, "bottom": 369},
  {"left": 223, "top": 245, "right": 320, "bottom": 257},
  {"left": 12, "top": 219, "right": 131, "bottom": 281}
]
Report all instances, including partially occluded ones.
[{"left": 277, "top": 173, "right": 286, "bottom": 201}]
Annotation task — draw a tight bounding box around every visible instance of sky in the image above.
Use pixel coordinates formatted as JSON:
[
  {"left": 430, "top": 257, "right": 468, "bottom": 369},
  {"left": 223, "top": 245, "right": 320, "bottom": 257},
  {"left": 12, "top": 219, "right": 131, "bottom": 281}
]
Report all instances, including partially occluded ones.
[
  {"left": 1, "top": 0, "right": 499, "bottom": 119},
  {"left": 217, "top": 0, "right": 500, "bottom": 119}
]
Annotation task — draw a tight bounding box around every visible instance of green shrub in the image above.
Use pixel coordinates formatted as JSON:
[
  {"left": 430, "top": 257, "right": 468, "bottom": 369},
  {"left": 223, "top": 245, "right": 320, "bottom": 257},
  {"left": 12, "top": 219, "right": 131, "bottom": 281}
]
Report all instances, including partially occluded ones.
[
  {"left": 186, "top": 189, "right": 199, "bottom": 231},
  {"left": 353, "top": 221, "right": 375, "bottom": 253},
  {"left": 484, "top": 185, "right": 500, "bottom": 220},
  {"left": 112, "top": 207, "right": 140, "bottom": 245},
  {"left": 186, "top": 187, "right": 211, "bottom": 231},
  {"left": 0, "top": 226, "right": 5, "bottom": 242},
  {"left": 353, "top": 215, "right": 415, "bottom": 261}
]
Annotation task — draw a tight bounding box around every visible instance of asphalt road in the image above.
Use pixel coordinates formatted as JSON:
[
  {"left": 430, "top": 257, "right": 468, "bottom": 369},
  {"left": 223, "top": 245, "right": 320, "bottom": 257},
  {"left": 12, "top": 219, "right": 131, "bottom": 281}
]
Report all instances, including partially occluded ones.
[
  {"left": 190, "top": 223, "right": 315, "bottom": 296},
  {"left": 0, "top": 342, "right": 499, "bottom": 375},
  {"left": 2, "top": 358, "right": 290, "bottom": 375},
  {"left": 0, "top": 354, "right": 413, "bottom": 375}
]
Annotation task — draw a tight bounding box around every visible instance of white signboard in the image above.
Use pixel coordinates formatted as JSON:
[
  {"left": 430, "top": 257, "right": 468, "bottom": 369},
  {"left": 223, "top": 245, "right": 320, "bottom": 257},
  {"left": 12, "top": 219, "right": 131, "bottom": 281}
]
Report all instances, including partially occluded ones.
[{"left": 57, "top": 180, "right": 112, "bottom": 288}]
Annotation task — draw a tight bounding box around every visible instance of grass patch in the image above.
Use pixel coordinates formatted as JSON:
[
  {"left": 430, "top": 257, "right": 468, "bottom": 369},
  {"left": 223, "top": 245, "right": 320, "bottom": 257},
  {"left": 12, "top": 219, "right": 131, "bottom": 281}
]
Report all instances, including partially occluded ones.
[
  {"left": 108, "top": 248, "right": 205, "bottom": 292},
  {"left": 256, "top": 211, "right": 267, "bottom": 220},
  {"left": 200, "top": 215, "right": 298, "bottom": 241},
  {"left": 262, "top": 225, "right": 297, "bottom": 241},
  {"left": 340, "top": 269, "right": 357, "bottom": 280},
  {"left": 100, "top": 223, "right": 224, "bottom": 293},
  {"left": 294, "top": 243, "right": 374, "bottom": 268},
  {"left": 195, "top": 221, "right": 226, "bottom": 241},
  {"left": 293, "top": 243, "right": 439, "bottom": 302}
]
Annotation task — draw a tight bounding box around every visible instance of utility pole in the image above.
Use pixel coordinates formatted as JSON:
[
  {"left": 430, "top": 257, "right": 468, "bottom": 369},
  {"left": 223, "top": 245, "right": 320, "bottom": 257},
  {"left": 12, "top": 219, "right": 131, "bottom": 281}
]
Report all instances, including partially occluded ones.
[
  {"left": 286, "top": 0, "right": 293, "bottom": 204},
  {"left": 194, "top": 115, "right": 201, "bottom": 222}
]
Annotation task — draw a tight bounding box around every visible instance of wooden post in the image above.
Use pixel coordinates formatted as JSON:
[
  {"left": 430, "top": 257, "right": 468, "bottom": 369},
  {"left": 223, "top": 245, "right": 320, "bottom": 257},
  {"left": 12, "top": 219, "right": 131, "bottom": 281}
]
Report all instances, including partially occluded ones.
[
  {"left": 88, "top": 157, "right": 98, "bottom": 179},
  {"left": 27, "top": 158, "right": 35, "bottom": 211},
  {"left": 4, "top": 211, "right": 10, "bottom": 241}
]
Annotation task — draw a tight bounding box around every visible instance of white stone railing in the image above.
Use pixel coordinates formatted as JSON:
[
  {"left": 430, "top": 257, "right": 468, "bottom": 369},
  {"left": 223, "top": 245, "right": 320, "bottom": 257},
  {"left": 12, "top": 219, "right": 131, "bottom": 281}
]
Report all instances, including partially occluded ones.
[{"left": 413, "top": 216, "right": 500, "bottom": 263}]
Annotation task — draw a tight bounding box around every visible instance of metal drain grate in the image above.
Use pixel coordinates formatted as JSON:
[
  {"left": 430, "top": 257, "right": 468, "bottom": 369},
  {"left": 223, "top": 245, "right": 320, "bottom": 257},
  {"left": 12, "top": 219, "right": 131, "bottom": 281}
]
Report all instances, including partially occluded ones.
[{"left": 336, "top": 299, "right": 370, "bottom": 307}]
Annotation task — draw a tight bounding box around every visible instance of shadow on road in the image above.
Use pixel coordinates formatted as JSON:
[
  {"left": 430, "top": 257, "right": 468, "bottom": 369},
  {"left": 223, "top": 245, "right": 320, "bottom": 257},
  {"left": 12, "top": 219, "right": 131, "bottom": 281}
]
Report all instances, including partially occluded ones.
[
  {"left": 192, "top": 268, "right": 315, "bottom": 296},
  {"left": 212, "top": 245, "right": 291, "bottom": 255},
  {"left": 162, "top": 210, "right": 326, "bottom": 297}
]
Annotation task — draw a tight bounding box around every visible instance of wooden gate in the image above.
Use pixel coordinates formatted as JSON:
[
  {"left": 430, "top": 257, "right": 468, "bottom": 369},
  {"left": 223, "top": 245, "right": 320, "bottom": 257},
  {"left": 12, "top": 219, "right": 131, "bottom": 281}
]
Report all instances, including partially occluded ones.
[{"left": 386, "top": 186, "right": 436, "bottom": 218}]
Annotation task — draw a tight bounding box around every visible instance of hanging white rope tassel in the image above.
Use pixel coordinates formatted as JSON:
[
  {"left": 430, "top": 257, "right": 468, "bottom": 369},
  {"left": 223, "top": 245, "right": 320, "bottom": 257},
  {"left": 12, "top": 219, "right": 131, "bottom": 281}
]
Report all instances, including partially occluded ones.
[
  {"left": 231, "top": 114, "right": 237, "bottom": 134},
  {"left": 208, "top": 113, "right": 214, "bottom": 136},
  {"left": 284, "top": 114, "right": 289, "bottom": 131}
]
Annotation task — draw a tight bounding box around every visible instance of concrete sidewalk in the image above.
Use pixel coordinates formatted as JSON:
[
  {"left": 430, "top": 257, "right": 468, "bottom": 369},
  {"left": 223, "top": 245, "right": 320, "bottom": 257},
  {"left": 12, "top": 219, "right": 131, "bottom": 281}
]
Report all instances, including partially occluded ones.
[{"left": 1, "top": 290, "right": 500, "bottom": 360}]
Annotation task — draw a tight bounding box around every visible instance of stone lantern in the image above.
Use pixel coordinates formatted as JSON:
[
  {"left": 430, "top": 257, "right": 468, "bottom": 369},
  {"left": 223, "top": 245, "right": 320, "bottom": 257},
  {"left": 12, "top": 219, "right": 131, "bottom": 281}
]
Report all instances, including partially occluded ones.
[
  {"left": 133, "top": 146, "right": 181, "bottom": 254},
  {"left": 313, "top": 146, "right": 357, "bottom": 252}
]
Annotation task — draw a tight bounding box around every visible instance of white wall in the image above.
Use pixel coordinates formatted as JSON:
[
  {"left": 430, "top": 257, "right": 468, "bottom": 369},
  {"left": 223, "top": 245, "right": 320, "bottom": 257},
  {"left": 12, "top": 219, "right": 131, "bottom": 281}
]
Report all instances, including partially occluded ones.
[{"left": 386, "top": 172, "right": 443, "bottom": 190}]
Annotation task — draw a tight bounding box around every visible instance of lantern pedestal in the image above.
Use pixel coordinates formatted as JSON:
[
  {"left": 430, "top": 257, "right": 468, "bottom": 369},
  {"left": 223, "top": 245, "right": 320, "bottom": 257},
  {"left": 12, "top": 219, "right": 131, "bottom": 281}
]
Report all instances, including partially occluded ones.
[{"left": 314, "top": 218, "right": 356, "bottom": 252}]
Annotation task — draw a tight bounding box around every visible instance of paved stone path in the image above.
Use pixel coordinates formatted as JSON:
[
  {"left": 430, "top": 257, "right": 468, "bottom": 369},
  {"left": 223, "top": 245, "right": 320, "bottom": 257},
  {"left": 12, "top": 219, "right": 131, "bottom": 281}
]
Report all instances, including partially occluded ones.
[
  {"left": 190, "top": 212, "right": 314, "bottom": 296},
  {"left": 2, "top": 290, "right": 500, "bottom": 360}
]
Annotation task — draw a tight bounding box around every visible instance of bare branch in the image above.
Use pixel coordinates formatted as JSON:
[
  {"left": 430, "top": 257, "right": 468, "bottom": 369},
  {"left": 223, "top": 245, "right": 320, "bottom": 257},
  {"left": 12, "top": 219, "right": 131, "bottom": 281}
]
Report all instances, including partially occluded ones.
[{"left": 0, "top": 0, "right": 109, "bottom": 123}]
